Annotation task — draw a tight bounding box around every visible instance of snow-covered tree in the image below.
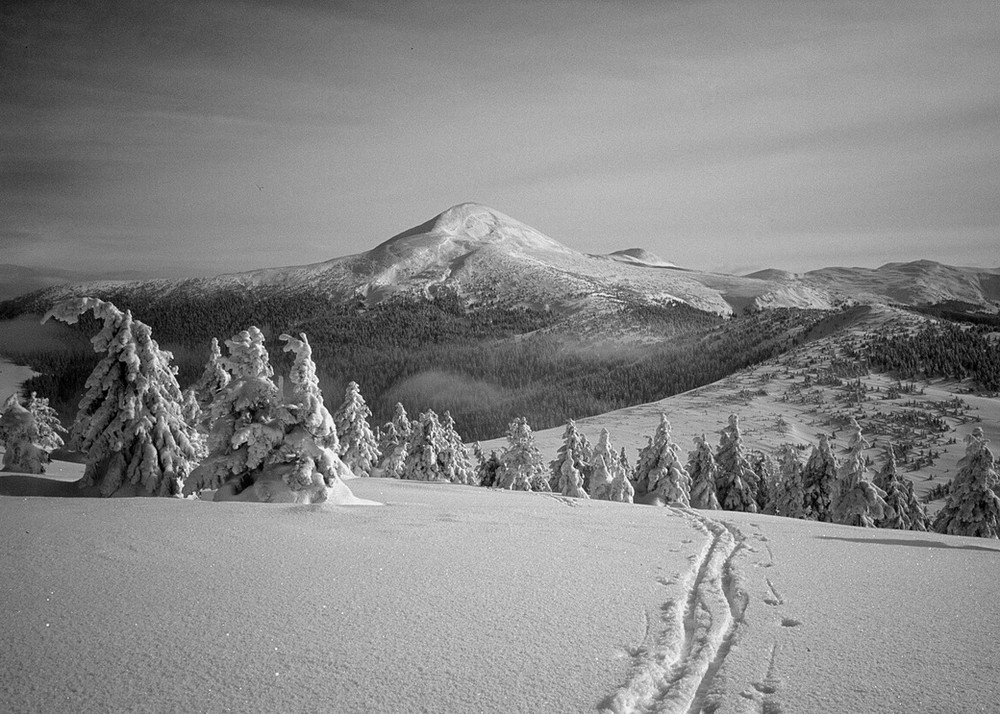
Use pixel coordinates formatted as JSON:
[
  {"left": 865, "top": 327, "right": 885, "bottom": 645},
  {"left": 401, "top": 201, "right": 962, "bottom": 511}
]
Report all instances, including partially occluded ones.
[
  {"left": 43, "top": 297, "right": 199, "bottom": 497},
  {"left": 333, "top": 381, "right": 381, "bottom": 477},
  {"left": 609, "top": 459, "right": 635, "bottom": 504},
  {"left": 549, "top": 420, "right": 590, "bottom": 492},
  {"left": 773, "top": 444, "right": 806, "bottom": 519},
  {"left": 184, "top": 330, "right": 354, "bottom": 503},
  {"left": 439, "top": 411, "right": 477, "bottom": 485},
  {"left": 903, "top": 479, "right": 928, "bottom": 532},
  {"left": 832, "top": 418, "right": 886, "bottom": 528},
  {"left": 377, "top": 403, "right": 412, "bottom": 479},
  {"left": 751, "top": 450, "right": 776, "bottom": 513},
  {"left": 802, "top": 434, "right": 838, "bottom": 522},
  {"left": 589, "top": 428, "right": 618, "bottom": 494},
  {"left": 687, "top": 434, "right": 721, "bottom": 510},
  {"left": 496, "top": 417, "right": 547, "bottom": 491},
  {"left": 473, "top": 443, "right": 502, "bottom": 488},
  {"left": 588, "top": 454, "right": 614, "bottom": 500},
  {"left": 715, "top": 414, "right": 758, "bottom": 513},
  {"left": 1, "top": 393, "right": 66, "bottom": 474},
  {"left": 634, "top": 417, "right": 691, "bottom": 506},
  {"left": 619, "top": 447, "right": 634, "bottom": 485},
  {"left": 557, "top": 455, "right": 589, "bottom": 499},
  {"left": 191, "top": 337, "right": 230, "bottom": 411},
  {"left": 402, "top": 409, "right": 449, "bottom": 481},
  {"left": 933, "top": 428, "right": 1000, "bottom": 538},
  {"left": 634, "top": 414, "right": 670, "bottom": 496},
  {"left": 874, "top": 446, "right": 912, "bottom": 530}
]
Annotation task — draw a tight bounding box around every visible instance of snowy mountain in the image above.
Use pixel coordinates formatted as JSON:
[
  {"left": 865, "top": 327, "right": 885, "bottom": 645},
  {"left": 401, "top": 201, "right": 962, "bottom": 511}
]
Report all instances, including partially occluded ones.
[{"left": 3, "top": 204, "right": 998, "bottom": 320}]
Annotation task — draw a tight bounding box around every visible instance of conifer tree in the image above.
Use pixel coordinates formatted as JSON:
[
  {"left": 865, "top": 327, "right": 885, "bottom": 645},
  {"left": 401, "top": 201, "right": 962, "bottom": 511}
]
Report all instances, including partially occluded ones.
[
  {"left": 635, "top": 417, "right": 691, "bottom": 506},
  {"left": 377, "top": 403, "right": 412, "bottom": 479},
  {"left": 439, "top": 411, "right": 477, "bottom": 485},
  {"left": 1, "top": 393, "right": 66, "bottom": 473},
  {"left": 751, "top": 450, "right": 776, "bottom": 513},
  {"left": 191, "top": 337, "right": 230, "bottom": 411},
  {"left": 589, "top": 454, "right": 614, "bottom": 500},
  {"left": 473, "top": 443, "right": 502, "bottom": 488},
  {"left": 933, "top": 428, "right": 1000, "bottom": 538},
  {"left": 496, "top": 417, "right": 547, "bottom": 491},
  {"left": 403, "top": 409, "right": 449, "bottom": 481},
  {"left": 773, "top": 444, "right": 806, "bottom": 519},
  {"left": 557, "top": 455, "right": 589, "bottom": 499},
  {"left": 549, "top": 420, "right": 590, "bottom": 492},
  {"left": 333, "top": 381, "right": 381, "bottom": 477},
  {"left": 874, "top": 446, "right": 912, "bottom": 530},
  {"left": 687, "top": 434, "right": 721, "bottom": 510},
  {"left": 43, "top": 297, "right": 199, "bottom": 497},
  {"left": 589, "top": 428, "right": 618, "bottom": 494},
  {"left": 609, "top": 459, "right": 635, "bottom": 504},
  {"left": 802, "top": 434, "right": 838, "bottom": 522},
  {"left": 832, "top": 418, "right": 886, "bottom": 527},
  {"left": 634, "top": 414, "right": 670, "bottom": 497},
  {"left": 715, "top": 414, "right": 759, "bottom": 512},
  {"left": 619, "top": 447, "right": 634, "bottom": 485},
  {"left": 904, "top": 479, "right": 928, "bottom": 532},
  {"left": 185, "top": 330, "right": 354, "bottom": 502}
]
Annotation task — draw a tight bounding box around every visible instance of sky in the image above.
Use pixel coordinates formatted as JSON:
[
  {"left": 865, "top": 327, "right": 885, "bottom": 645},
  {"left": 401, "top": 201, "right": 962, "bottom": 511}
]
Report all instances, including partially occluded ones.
[{"left": 1, "top": 0, "right": 998, "bottom": 279}]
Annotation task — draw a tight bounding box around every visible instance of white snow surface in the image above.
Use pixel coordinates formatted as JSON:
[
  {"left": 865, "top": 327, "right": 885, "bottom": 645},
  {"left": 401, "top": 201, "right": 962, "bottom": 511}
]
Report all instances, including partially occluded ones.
[{"left": 1, "top": 471, "right": 998, "bottom": 713}]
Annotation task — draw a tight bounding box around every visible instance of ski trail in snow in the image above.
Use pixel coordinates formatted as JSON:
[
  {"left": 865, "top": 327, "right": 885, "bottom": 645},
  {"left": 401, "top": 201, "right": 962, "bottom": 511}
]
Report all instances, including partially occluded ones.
[{"left": 603, "top": 509, "right": 746, "bottom": 714}]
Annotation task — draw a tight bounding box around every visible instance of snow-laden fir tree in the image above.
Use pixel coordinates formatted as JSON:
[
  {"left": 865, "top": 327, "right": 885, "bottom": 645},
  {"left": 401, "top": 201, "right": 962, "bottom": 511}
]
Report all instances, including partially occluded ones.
[
  {"left": 185, "top": 330, "right": 355, "bottom": 503},
  {"left": 687, "top": 434, "right": 721, "bottom": 510},
  {"left": 874, "top": 445, "right": 912, "bottom": 530},
  {"left": 549, "top": 420, "right": 590, "bottom": 492},
  {"left": 933, "top": 428, "right": 1000, "bottom": 538},
  {"left": 832, "top": 418, "right": 886, "bottom": 527},
  {"left": 402, "top": 409, "right": 449, "bottom": 481},
  {"left": 191, "top": 337, "right": 231, "bottom": 411},
  {"left": 773, "top": 444, "right": 806, "bottom": 519},
  {"left": 609, "top": 459, "right": 635, "bottom": 504},
  {"left": 496, "top": 417, "right": 547, "bottom": 491},
  {"left": 376, "top": 402, "right": 412, "bottom": 479},
  {"left": 589, "top": 454, "right": 614, "bottom": 500},
  {"left": 473, "top": 443, "right": 502, "bottom": 488},
  {"left": 1, "top": 393, "right": 66, "bottom": 473},
  {"left": 637, "top": 418, "right": 691, "bottom": 506},
  {"left": 589, "top": 428, "right": 618, "bottom": 495},
  {"left": 557, "top": 454, "right": 589, "bottom": 499},
  {"left": 903, "top": 479, "right": 928, "bottom": 532},
  {"left": 43, "top": 297, "right": 199, "bottom": 497},
  {"left": 715, "top": 414, "right": 759, "bottom": 513},
  {"left": 333, "top": 381, "right": 381, "bottom": 477},
  {"left": 751, "top": 450, "right": 776, "bottom": 514},
  {"left": 802, "top": 434, "right": 838, "bottom": 522},
  {"left": 439, "top": 411, "right": 477, "bottom": 485}
]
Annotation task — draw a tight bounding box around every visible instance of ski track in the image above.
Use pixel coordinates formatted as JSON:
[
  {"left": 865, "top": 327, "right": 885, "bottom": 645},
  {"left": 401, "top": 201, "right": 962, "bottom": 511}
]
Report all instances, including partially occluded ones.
[{"left": 603, "top": 508, "right": 747, "bottom": 714}]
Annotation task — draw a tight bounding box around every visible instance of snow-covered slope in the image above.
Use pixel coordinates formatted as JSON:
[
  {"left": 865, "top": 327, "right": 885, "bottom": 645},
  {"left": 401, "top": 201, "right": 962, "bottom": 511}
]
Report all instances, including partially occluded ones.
[{"left": 0, "top": 476, "right": 997, "bottom": 713}]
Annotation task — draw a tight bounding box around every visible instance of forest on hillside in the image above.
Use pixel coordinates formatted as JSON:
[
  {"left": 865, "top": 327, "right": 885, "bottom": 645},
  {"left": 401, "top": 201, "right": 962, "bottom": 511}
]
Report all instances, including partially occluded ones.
[{"left": 2, "top": 288, "right": 834, "bottom": 441}]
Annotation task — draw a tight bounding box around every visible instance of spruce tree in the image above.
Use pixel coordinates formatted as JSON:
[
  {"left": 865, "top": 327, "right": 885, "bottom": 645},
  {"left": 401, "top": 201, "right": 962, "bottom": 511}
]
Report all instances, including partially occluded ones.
[
  {"left": 609, "top": 459, "right": 635, "bottom": 504},
  {"left": 439, "top": 411, "right": 477, "bottom": 485},
  {"left": 191, "top": 337, "right": 231, "bottom": 411},
  {"left": 557, "top": 456, "right": 589, "bottom": 499},
  {"left": 403, "top": 409, "right": 449, "bottom": 481},
  {"left": 635, "top": 417, "right": 691, "bottom": 506},
  {"left": 497, "top": 417, "right": 547, "bottom": 491},
  {"left": 715, "top": 414, "right": 758, "bottom": 512},
  {"left": 904, "top": 479, "right": 928, "bottom": 532},
  {"left": 43, "top": 297, "right": 199, "bottom": 497},
  {"left": 589, "top": 428, "right": 618, "bottom": 493},
  {"left": 874, "top": 446, "right": 912, "bottom": 530},
  {"left": 549, "top": 420, "right": 590, "bottom": 492},
  {"left": 832, "top": 418, "right": 886, "bottom": 527},
  {"left": 687, "top": 434, "right": 721, "bottom": 510},
  {"left": 474, "top": 443, "right": 502, "bottom": 488},
  {"left": 802, "top": 434, "right": 838, "bottom": 522},
  {"left": 933, "top": 428, "right": 1000, "bottom": 538},
  {"left": 589, "top": 454, "right": 614, "bottom": 500},
  {"left": 634, "top": 414, "right": 670, "bottom": 497},
  {"left": 377, "top": 403, "right": 412, "bottom": 479},
  {"left": 773, "top": 444, "right": 806, "bottom": 519},
  {"left": 333, "top": 381, "right": 381, "bottom": 477}
]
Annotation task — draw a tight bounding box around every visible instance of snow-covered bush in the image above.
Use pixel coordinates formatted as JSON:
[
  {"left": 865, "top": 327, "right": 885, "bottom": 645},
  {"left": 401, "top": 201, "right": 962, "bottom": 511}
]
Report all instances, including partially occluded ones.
[
  {"left": 43, "top": 297, "right": 199, "bottom": 497},
  {"left": 496, "top": 417, "right": 548, "bottom": 491},
  {"left": 933, "top": 428, "right": 1000, "bottom": 539},
  {"left": 832, "top": 418, "right": 886, "bottom": 528},
  {"left": 715, "top": 414, "right": 758, "bottom": 513},
  {"left": 802, "top": 434, "right": 838, "bottom": 522},
  {"left": 687, "top": 434, "right": 721, "bottom": 510},
  {"left": 184, "top": 329, "right": 354, "bottom": 503},
  {"left": 333, "top": 381, "right": 381, "bottom": 477}
]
